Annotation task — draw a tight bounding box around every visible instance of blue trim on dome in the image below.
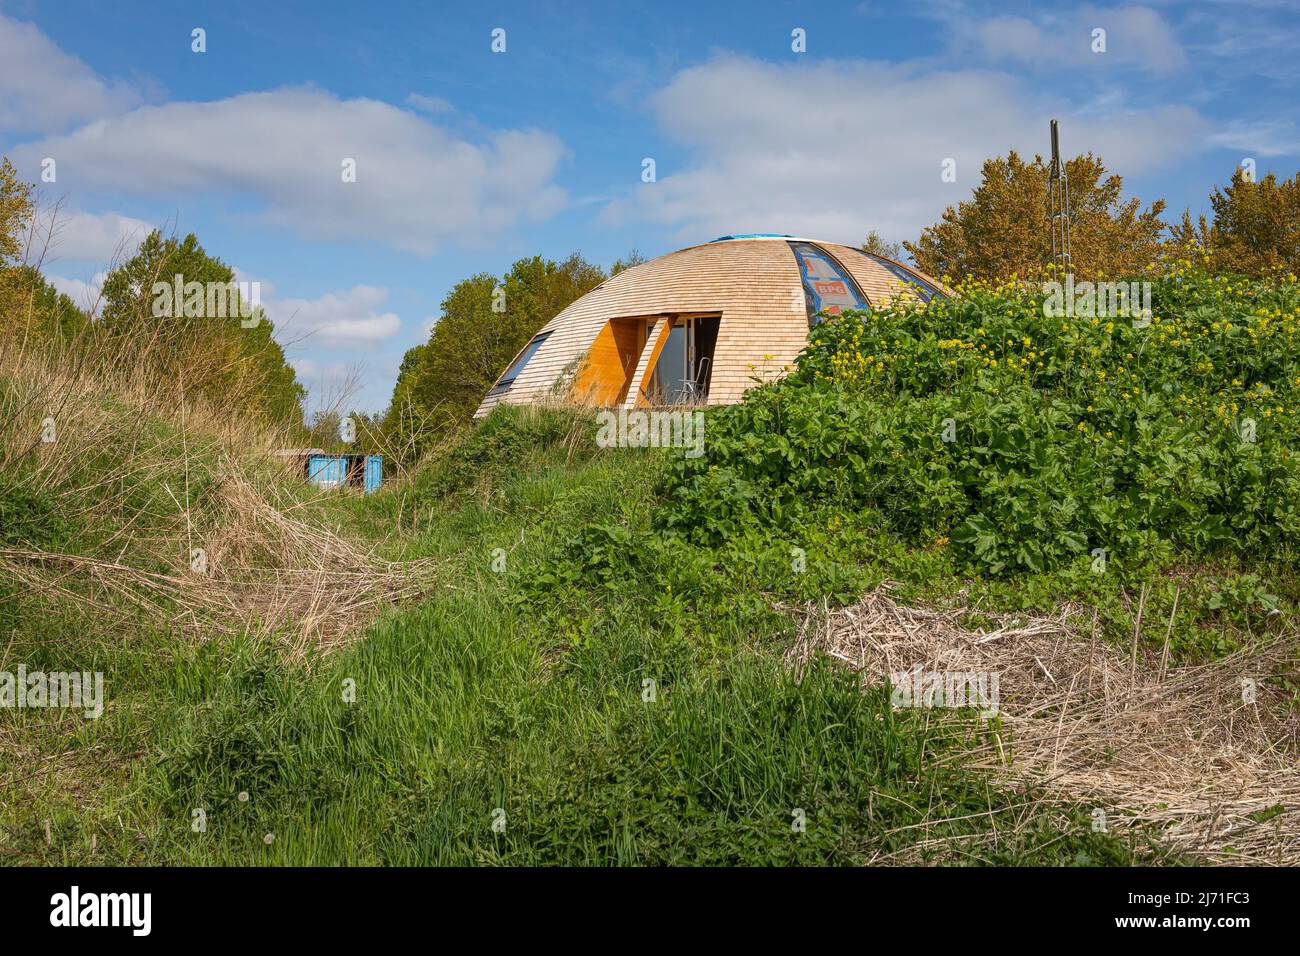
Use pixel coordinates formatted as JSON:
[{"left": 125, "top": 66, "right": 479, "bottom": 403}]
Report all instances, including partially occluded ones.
[{"left": 709, "top": 233, "right": 793, "bottom": 242}]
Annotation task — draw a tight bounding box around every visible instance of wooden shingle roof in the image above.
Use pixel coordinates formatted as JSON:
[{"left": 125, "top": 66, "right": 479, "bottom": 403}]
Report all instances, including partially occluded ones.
[{"left": 476, "top": 236, "right": 947, "bottom": 416}]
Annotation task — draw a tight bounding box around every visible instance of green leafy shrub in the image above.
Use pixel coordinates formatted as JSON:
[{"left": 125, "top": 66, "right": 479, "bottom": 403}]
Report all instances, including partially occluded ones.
[{"left": 661, "top": 265, "right": 1300, "bottom": 575}]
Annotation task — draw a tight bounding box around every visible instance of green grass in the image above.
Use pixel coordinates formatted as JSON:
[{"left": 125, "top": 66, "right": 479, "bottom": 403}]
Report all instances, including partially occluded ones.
[
  {"left": 23, "top": 259, "right": 1300, "bottom": 868},
  {"left": 3, "top": 403, "right": 1182, "bottom": 865}
]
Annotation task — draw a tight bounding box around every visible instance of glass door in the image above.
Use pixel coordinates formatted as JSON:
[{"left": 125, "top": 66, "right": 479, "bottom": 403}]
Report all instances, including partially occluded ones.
[{"left": 651, "top": 319, "right": 692, "bottom": 405}]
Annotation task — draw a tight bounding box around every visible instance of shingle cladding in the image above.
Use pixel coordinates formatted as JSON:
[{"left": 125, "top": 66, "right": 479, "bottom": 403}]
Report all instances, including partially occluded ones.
[{"left": 475, "top": 236, "right": 947, "bottom": 417}]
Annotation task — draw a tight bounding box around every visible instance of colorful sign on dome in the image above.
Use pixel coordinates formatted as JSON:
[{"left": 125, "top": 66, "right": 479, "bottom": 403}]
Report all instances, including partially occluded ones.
[{"left": 788, "top": 241, "right": 868, "bottom": 324}]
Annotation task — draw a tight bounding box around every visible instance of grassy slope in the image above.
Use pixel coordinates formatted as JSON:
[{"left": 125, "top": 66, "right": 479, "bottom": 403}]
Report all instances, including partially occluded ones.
[
  {"left": 4, "top": 406, "right": 1164, "bottom": 865},
  {"left": 0, "top": 363, "right": 298, "bottom": 860},
  {"left": 11, "top": 262, "right": 1300, "bottom": 864}
]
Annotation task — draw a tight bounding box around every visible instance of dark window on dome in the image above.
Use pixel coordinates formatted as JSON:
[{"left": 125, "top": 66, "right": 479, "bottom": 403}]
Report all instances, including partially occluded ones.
[
  {"left": 855, "top": 250, "right": 946, "bottom": 303},
  {"left": 488, "top": 331, "right": 552, "bottom": 397}
]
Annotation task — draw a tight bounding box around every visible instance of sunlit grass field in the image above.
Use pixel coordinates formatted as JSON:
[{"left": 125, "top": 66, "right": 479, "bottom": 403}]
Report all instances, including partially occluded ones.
[{"left": 5, "top": 262, "right": 1297, "bottom": 865}]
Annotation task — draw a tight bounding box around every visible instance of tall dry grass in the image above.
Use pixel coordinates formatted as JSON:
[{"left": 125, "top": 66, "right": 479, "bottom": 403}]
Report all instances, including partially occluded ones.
[{"left": 0, "top": 323, "right": 436, "bottom": 658}]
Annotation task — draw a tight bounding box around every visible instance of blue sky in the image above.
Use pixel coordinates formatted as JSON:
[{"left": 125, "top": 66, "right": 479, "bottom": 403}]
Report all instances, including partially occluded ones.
[{"left": 2, "top": 0, "right": 1298, "bottom": 414}]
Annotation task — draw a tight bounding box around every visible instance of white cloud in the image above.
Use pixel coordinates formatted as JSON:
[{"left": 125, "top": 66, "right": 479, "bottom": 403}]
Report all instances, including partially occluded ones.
[
  {"left": 34, "top": 209, "right": 154, "bottom": 265},
  {"left": 291, "top": 356, "right": 358, "bottom": 381},
  {"left": 13, "top": 87, "right": 568, "bottom": 255},
  {"left": 0, "top": 13, "right": 140, "bottom": 132},
  {"left": 605, "top": 55, "right": 1205, "bottom": 245},
  {"left": 267, "top": 284, "right": 402, "bottom": 348},
  {"left": 46, "top": 271, "right": 108, "bottom": 313},
  {"left": 290, "top": 356, "right": 363, "bottom": 409},
  {"left": 1207, "top": 120, "right": 1300, "bottom": 158},
  {"left": 941, "top": 5, "right": 1187, "bottom": 75},
  {"left": 406, "top": 93, "right": 454, "bottom": 114},
  {"left": 967, "top": 17, "right": 1049, "bottom": 63}
]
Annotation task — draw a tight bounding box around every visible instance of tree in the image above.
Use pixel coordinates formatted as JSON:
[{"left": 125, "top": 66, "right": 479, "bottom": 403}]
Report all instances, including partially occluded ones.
[
  {"left": 1170, "top": 168, "right": 1300, "bottom": 275},
  {"left": 0, "top": 157, "right": 35, "bottom": 334},
  {"left": 414, "top": 271, "right": 504, "bottom": 425},
  {"left": 0, "top": 266, "right": 89, "bottom": 344},
  {"left": 387, "top": 343, "right": 429, "bottom": 419},
  {"left": 389, "top": 251, "right": 607, "bottom": 450},
  {"left": 305, "top": 409, "right": 343, "bottom": 450},
  {"left": 0, "top": 157, "right": 33, "bottom": 268},
  {"left": 0, "top": 160, "right": 92, "bottom": 345},
  {"left": 611, "top": 248, "right": 648, "bottom": 275},
  {"left": 860, "top": 230, "right": 902, "bottom": 260},
  {"left": 304, "top": 408, "right": 381, "bottom": 453},
  {"left": 905, "top": 150, "right": 1167, "bottom": 282},
  {"left": 98, "top": 230, "right": 305, "bottom": 427}
]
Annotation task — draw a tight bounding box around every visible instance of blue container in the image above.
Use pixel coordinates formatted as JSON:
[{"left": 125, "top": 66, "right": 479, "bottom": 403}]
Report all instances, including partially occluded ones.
[
  {"left": 305, "top": 454, "right": 382, "bottom": 494},
  {"left": 364, "top": 455, "right": 383, "bottom": 494},
  {"left": 306, "top": 454, "right": 344, "bottom": 489}
]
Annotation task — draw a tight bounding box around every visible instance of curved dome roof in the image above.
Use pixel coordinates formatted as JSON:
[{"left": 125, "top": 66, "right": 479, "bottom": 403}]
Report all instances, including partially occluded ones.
[{"left": 477, "top": 235, "right": 946, "bottom": 416}]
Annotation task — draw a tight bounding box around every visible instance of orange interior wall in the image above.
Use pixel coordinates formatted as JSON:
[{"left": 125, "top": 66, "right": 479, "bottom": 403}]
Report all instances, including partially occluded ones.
[{"left": 573, "top": 318, "right": 645, "bottom": 406}]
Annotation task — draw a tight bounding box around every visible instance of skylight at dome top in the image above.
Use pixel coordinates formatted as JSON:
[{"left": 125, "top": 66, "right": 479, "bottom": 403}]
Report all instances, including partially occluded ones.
[
  {"left": 477, "top": 234, "right": 948, "bottom": 418},
  {"left": 708, "top": 233, "right": 795, "bottom": 241}
]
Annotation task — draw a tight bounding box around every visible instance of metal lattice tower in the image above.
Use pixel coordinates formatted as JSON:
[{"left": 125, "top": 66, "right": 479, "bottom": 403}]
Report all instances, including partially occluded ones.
[{"left": 1048, "top": 119, "right": 1072, "bottom": 275}]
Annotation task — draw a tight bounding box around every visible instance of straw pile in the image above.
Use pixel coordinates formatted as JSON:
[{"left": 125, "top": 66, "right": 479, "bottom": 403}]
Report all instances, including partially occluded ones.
[
  {"left": 786, "top": 584, "right": 1299, "bottom": 865},
  {"left": 0, "top": 469, "right": 438, "bottom": 658}
]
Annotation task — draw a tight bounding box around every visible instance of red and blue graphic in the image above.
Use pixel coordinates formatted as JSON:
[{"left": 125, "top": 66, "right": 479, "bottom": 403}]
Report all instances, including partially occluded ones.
[{"left": 787, "top": 241, "right": 868, "bottom": 325}]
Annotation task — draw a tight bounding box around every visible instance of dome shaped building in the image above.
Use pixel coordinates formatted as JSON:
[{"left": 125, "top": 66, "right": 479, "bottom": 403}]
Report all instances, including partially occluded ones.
[{"left": 475, "top": 234, "right": 947, "bottom": 417}]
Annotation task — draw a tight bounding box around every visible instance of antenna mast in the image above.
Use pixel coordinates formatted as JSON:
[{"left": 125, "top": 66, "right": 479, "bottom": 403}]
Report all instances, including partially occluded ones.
[{"left": 1048, "top": 119, "right": 1072, "bottom": 274}]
